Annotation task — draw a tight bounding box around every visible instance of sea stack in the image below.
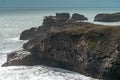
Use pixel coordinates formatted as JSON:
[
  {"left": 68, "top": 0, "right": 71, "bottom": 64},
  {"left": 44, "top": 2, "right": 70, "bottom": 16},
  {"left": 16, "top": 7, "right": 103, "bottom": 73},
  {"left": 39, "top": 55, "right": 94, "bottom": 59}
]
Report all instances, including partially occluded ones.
[{"left": 94, "top": 13, "right": 120, "bottom": 22}]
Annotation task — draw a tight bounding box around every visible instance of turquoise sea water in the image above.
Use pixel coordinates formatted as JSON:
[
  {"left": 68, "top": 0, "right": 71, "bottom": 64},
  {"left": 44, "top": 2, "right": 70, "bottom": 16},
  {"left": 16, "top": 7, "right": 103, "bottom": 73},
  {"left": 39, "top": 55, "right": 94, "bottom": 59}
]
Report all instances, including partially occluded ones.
[{"left": 0, "top": 8, "right": 120, "bottom": 80}]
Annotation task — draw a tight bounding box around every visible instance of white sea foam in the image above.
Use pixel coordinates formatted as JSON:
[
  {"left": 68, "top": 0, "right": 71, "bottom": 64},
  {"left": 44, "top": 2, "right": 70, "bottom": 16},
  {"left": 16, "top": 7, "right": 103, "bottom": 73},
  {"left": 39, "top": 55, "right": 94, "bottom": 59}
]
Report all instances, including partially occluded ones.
[
  {"left": 0, "top": 50, "right": 13, "bottom": 53},
  {"left": 0, "top": 65, "right": 98, "bottom": 80},
  {"left": 8, "top": 37, "right": 19, "bottom": 41}
]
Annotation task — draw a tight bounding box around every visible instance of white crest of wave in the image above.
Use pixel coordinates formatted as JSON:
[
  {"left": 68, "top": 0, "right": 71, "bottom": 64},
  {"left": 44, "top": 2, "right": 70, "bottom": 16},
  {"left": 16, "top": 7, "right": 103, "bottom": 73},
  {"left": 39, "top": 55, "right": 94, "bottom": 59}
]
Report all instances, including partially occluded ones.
[
  {"left": 8, "top": 37, "right": 19, "bottom": 41},
  {"left": 0, "top": 50, "right": 13, "bottom": 54}
]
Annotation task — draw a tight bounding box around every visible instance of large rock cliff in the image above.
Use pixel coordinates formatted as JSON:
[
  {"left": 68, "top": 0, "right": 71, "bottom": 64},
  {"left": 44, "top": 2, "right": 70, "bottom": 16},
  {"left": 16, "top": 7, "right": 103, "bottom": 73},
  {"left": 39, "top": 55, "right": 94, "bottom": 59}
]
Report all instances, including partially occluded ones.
[
  {"left": 2, "top": 13, "right": 120, "bottom": 80},
  {"left": 24, "top": 25, "right": 120, "bottom": 80}
]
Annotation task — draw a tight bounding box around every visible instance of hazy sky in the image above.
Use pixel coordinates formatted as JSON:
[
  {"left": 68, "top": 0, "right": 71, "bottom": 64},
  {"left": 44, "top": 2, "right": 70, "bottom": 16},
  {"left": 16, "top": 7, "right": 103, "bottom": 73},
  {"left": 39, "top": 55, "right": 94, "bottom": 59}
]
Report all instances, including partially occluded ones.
[{"left": 0, "top": 0, "right": 120, "bottom": 8}]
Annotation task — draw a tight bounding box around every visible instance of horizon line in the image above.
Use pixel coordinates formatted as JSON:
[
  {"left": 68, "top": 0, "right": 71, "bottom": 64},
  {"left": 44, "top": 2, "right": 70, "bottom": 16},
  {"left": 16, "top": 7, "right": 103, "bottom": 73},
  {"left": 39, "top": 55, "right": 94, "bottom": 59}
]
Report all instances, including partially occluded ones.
[{"left": 0, "top": 7, "right": 120, "bottom": 8}]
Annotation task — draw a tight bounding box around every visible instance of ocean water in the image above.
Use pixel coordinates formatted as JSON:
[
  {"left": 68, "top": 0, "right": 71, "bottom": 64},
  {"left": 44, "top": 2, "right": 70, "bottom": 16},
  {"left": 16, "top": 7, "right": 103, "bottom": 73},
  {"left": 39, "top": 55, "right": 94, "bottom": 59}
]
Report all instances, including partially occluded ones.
[{"left": 0, "top": 8, "right": 120, "bottom": 80}]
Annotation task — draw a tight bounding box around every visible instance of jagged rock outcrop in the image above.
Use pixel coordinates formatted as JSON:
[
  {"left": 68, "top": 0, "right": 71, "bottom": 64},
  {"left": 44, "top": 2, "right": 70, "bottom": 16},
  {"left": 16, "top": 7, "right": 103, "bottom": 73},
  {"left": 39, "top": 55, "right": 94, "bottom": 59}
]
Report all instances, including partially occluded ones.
[
  {"left": 3, "top": 13, "right": 120, "bottom": 80},
  {"left": 22, "top": 22, "right": 94, "bottom": 50},
  {"left": 94, "top": 13, "right": 120, "bottom": 22},
  {"left": 20, "top": 13, "right": 88, "bottom": 40},
  {"left": 43, "top": 16, "right": 57, "bottom": 27},
  {"left": 56, "top": 13, "right": 70, "bottom": 20},
  {"left": 3, "top": 21, "right": 120, "bottom": 80},
  {"left": 20, "top": 27, "right": 40, "bottom": 40},
  {"left": 2, "top": 50, "right": 38, "bottom": 66},
  {"left": 71, "top": 13, "right": 88, "bottom": 21},
  {"left": 20, "top": 13, "right": 70, "bottom": 40}
]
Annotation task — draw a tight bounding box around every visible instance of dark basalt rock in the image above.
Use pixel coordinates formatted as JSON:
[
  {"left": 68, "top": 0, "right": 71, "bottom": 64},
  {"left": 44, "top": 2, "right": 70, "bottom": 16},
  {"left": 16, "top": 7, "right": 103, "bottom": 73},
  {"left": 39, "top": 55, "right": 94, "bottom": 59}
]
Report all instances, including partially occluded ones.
[
  {"left": 94, "top": 13, "right": 120, "bottom": 22},
  {"left": 71, "top": 13, "right": 88, "bottom": 21},
  {"left": 56, "top": 13, "right": 70, "bottom": 21}
]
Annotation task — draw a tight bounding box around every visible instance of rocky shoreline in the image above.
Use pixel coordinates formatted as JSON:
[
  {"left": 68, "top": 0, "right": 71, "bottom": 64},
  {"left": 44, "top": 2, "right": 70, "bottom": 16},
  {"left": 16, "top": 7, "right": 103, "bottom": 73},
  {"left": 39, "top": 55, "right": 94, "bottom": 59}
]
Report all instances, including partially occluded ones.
[{"left": 2, "top": 13, "right": 120, "bottom": 80}]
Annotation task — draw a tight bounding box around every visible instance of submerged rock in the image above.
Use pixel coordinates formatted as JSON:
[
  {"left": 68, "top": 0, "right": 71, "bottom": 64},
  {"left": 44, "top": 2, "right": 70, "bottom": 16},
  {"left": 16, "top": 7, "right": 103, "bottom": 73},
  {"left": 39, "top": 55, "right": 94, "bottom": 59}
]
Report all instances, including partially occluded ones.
[
  {"left": 94, "top": 13, "right": 120, "bottom": 22},
  {"left": 71, "top": 13, "right": 88, "bottom": 21}
]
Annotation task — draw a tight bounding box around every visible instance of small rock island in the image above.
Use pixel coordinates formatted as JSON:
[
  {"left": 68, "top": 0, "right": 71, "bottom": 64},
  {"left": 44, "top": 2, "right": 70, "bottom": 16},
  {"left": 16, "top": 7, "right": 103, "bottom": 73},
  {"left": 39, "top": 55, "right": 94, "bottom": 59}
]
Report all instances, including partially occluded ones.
[
  {"left": 94, "top": 12, "right": 120, "bottom": 22},
  {"left": 2, "top": 13, "right": 120, "bottom": 80}
]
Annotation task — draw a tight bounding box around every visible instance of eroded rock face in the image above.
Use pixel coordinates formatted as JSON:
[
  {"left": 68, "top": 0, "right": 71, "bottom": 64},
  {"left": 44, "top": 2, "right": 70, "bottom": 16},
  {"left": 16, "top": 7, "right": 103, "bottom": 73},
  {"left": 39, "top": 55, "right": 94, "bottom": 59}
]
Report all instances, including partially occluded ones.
[
  {"left": 27, "top": 26, "right": 120, "bottom": 80},
  {"left": 103, "top": 41, "right": 120, "bottom": 80},
  {"left": 71, "top": 13, "right": 88, "bottom": 21},
  {"left": 94, "top": 13, "right": 120, "bottom": 22}
]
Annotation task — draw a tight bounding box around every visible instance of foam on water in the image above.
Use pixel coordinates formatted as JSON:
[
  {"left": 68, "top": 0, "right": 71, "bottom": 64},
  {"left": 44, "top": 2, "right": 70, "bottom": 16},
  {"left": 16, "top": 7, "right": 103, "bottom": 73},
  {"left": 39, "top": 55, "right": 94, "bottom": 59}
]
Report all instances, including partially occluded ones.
[
  {"left": 0, "top": 66, "right": 98, "bottom": 80},
  {"left": 7, "top": 37, "right": 19, "bottom": 42}
]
